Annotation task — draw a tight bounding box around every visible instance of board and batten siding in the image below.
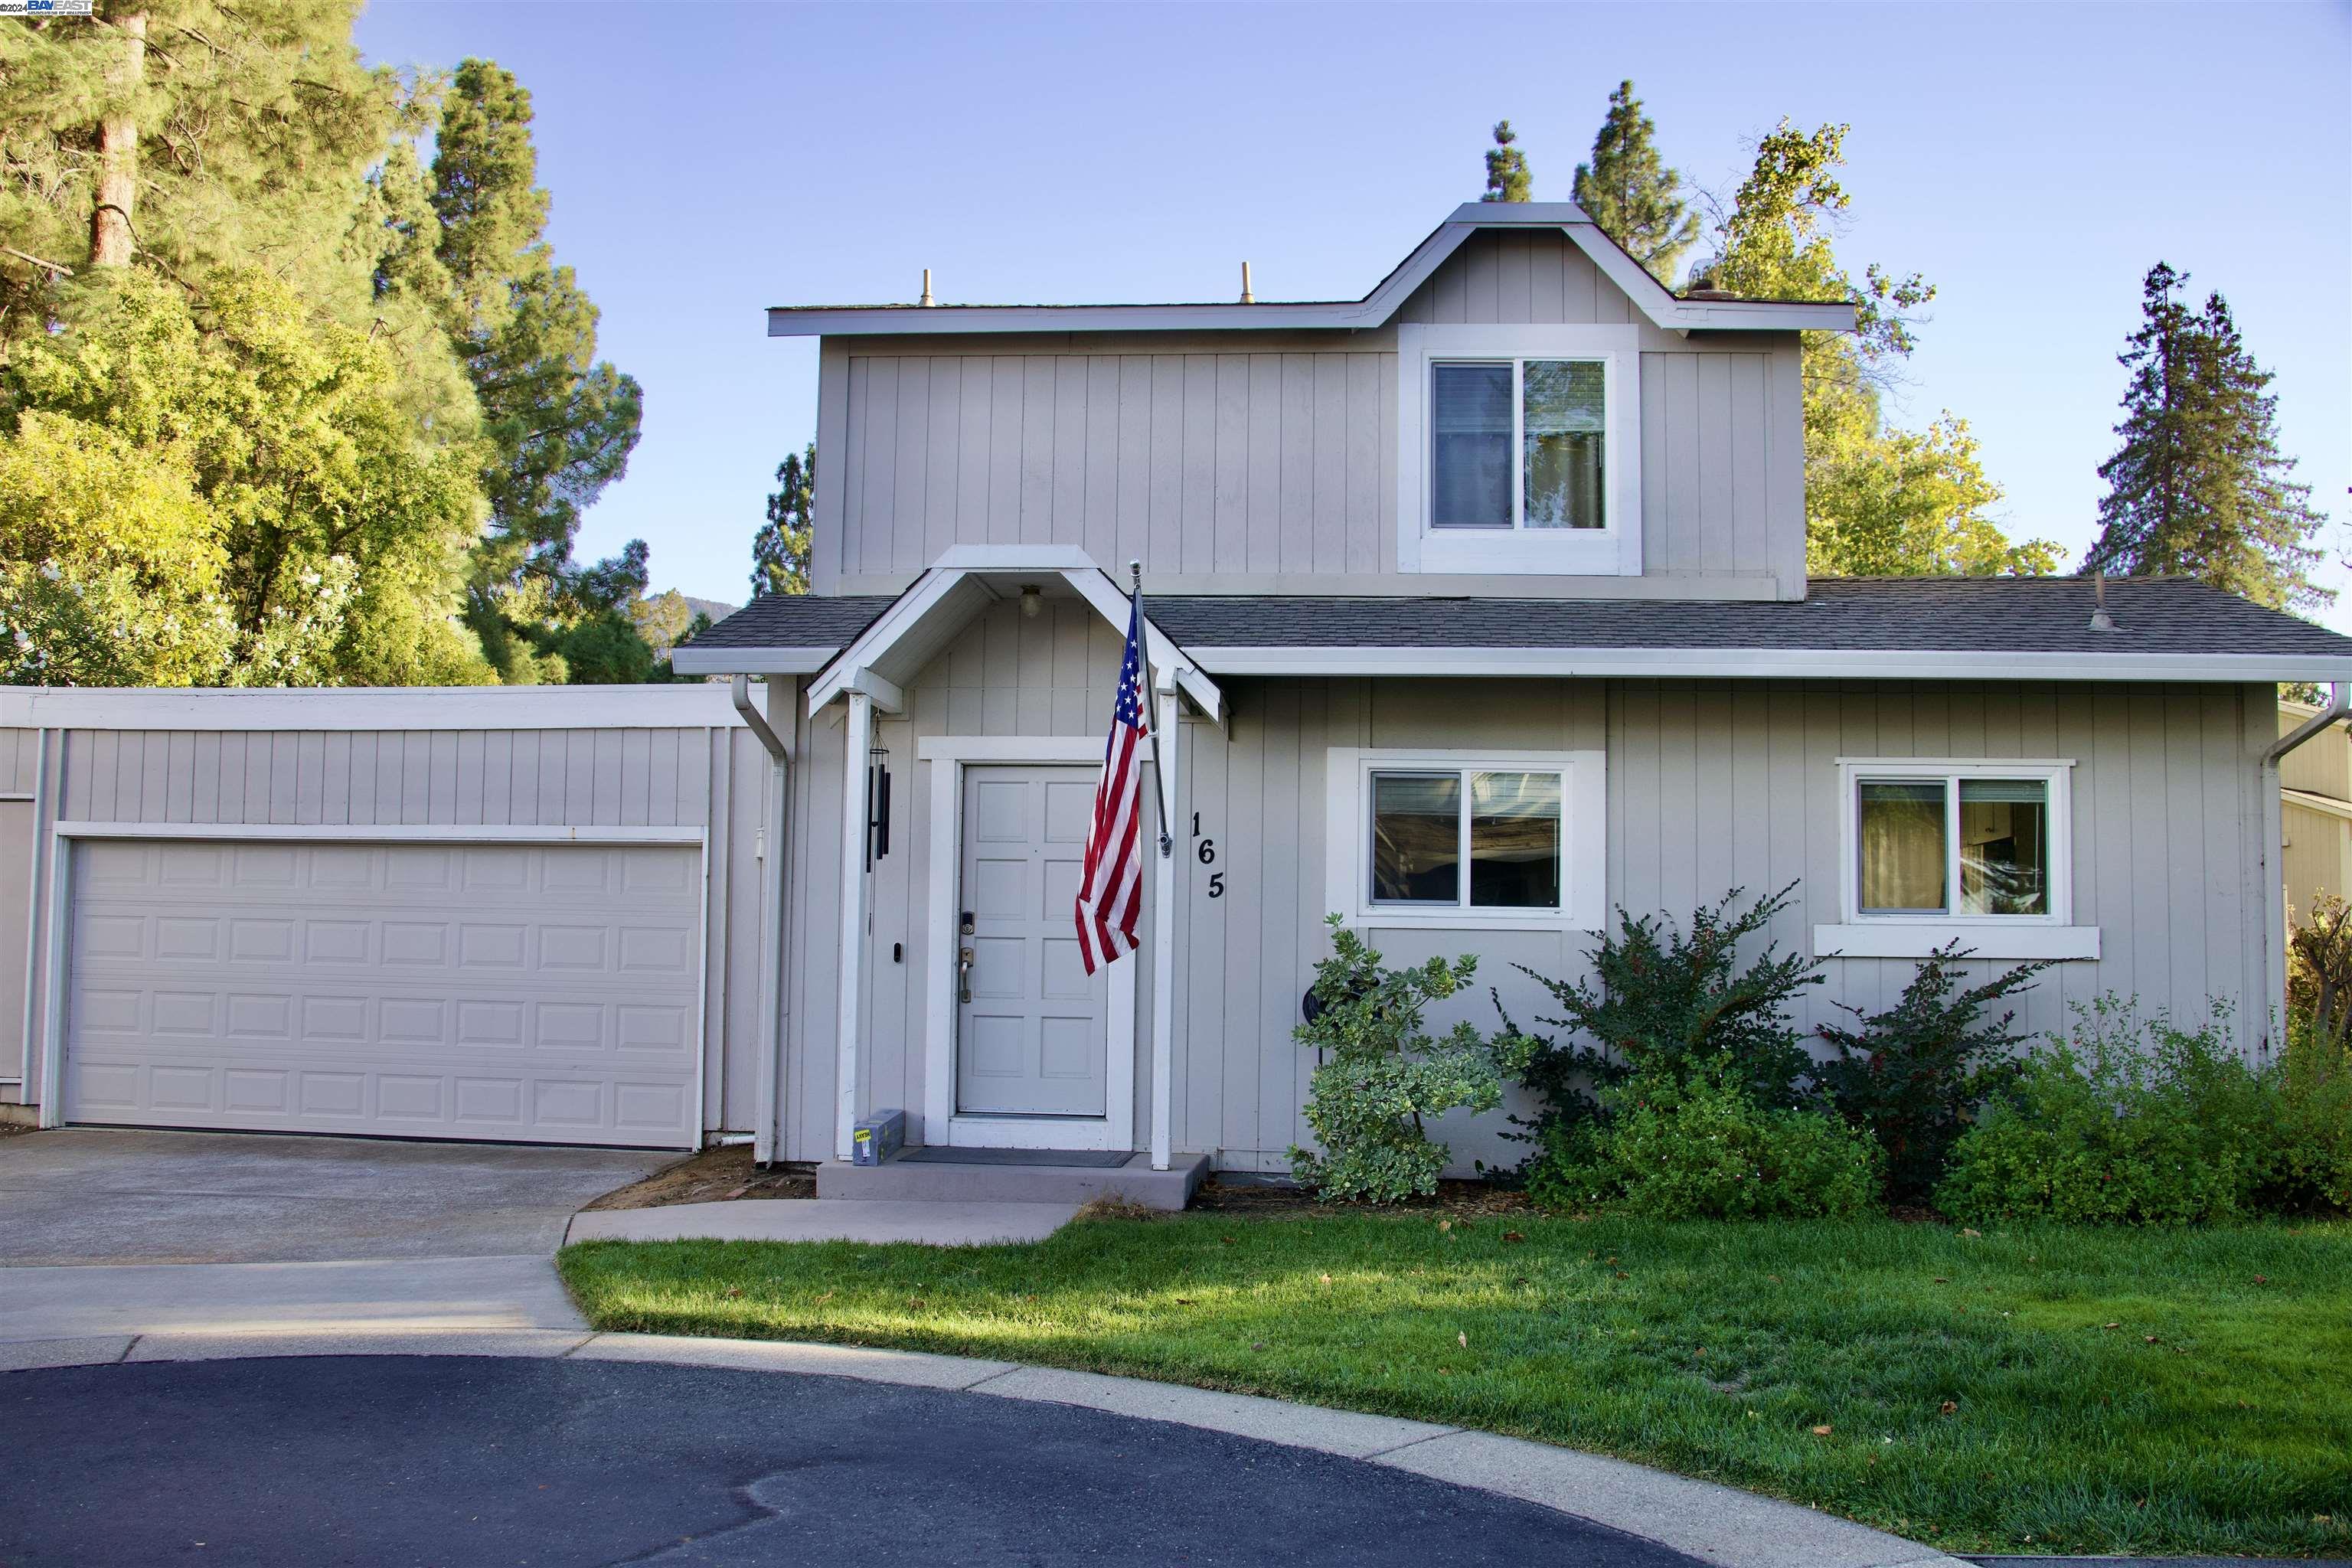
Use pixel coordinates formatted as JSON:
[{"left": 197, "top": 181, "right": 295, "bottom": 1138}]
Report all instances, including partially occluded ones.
[
  {"left": 779, "top": 598, "right": 1165, "bottom": 1160},
  {"left": 1171, "top": 677, "right": 2276, "bottom": 1174},
  {"left": 815, "top": 234, "right": 1802, "bottom": 594},
  {"left": 2, "top": 720, "right": 776, "bottom": 1135},
  {"left": 777, "top": 645, "right": 2278, "bottom": 1171}
]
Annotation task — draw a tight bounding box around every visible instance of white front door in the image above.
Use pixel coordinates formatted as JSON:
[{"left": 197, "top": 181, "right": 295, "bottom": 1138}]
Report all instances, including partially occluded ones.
[{"left": 956, "top": 765, "right": 1107, "bottom": 1118}]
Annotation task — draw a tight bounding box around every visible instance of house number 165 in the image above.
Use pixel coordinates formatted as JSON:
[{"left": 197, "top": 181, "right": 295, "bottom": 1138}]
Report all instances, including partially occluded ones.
[{"left": 1192, "top": 812, "right": 1225, "bottom": 898}]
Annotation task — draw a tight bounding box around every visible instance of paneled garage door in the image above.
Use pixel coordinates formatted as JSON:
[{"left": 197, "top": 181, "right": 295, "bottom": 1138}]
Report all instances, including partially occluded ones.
[{"left": 60, "top": 839, "right": 701, "bottom": 1148}]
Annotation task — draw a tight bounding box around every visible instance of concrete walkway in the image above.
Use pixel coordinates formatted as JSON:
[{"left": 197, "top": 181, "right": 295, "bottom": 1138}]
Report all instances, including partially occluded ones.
[
  {"left": 567, "top": 1196, "right": 1080, "bottom": 1246},
  {"left": 0, "top": 1327, "right": 1965, "bottom": 1568}
]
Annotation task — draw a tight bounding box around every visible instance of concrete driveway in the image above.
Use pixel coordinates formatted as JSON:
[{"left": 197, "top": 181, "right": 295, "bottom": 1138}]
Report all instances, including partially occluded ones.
[
  {"left": 0, "top": 1127, "right": 671, "bottom": 1266},
  {"left": 0, "top": 1128, "right": 671, "bottom": 1343}
]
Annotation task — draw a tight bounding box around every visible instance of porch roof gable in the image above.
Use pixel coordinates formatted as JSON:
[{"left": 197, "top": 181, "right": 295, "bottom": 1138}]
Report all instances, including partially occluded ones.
[{"left": 717, "top": 549, "right": 1223, "bottom": 721}]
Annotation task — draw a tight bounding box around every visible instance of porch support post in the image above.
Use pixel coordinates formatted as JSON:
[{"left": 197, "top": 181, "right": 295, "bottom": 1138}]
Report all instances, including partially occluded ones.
[
  {"left": 835, "top": 690, "right": 874, "bottom": 1161},
  {"left": 1150, "top": 688, "right": 1180, "bottom": 1171}
]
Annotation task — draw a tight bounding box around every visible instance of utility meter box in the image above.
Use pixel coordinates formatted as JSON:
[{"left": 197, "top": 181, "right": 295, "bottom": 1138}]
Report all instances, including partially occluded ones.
[{"left": 852, "top": 1109, "right": 906, "bottom": 1167}]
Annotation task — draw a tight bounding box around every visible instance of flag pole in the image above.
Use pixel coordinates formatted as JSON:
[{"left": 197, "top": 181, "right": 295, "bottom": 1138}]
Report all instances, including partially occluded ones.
[{"left": 1130, "top": 560, "right": 1174, "bottom": 859}]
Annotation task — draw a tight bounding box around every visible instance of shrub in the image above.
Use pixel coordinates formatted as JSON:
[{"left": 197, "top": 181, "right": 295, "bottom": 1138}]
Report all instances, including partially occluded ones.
[
  {"left": 1290, "top": 916, "right": 1534, "bottom": 1204},
  {"left": 1511, "top": 884, "right": 1826, "bottom": 1144},
  {"left": 1816, "top": 946, "right": 2047, "bottom": 1206},
  {"left": 2260, "top": 1018, "right": 2352, "bottom": 1214},
  {"left": 2288, "top": 894, "right": 2352, "bottom": 1048},
  {"left": 1938, "top": 996, "right": 2272, "bottom": 1225},
  {"left": 1526, "top": 1065, "right": 1880, "bottom": 1220}
]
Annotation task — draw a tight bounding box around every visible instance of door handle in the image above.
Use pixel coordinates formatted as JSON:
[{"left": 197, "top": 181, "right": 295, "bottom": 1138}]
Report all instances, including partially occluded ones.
[{"left": 958, "top": 946, "right": 974, "bottom": 1004}]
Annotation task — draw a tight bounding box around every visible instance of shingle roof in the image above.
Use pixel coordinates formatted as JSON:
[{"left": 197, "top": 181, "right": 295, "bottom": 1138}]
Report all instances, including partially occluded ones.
[
  {"left": 684, "top": 594, "right": 897, "bottom": 648},
  {"left": 687, "top": 578, "right": 2352, "bottom": 663},
  {"left": 1146, "top": 578, "right": 2352, "bottom": 657}
]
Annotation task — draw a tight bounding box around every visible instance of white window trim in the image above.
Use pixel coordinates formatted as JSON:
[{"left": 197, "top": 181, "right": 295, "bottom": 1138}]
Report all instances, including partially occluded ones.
[
  {"left": 1814, "top": 757, "right": 2100, "bottom": 962},
  {"left": 1324, "top": 748, "right": 1605, "bottom": 933},
  {"left": 1396, "top": 324, "right": 1642, "bottom": 577}
]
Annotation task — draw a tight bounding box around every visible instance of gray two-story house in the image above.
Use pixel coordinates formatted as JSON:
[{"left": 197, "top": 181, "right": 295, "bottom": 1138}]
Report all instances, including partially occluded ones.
[
  {"left": 675, "top": 201, "right": 2352, "bottom": 1189},
  {"left": 7, "top": 201, "right": 2346, "bottom": 1194}
]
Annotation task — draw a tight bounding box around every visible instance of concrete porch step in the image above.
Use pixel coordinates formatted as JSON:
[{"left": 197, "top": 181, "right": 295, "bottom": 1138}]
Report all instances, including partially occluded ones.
[{"left": 817, "top": 1151, "right": 1209, "bottom": 1211}]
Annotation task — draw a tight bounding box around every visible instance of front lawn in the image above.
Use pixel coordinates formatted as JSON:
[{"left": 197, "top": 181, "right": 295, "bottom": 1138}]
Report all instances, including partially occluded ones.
[{"left": 558, "top": 1210, "right": 2352, "bottom": 1558}]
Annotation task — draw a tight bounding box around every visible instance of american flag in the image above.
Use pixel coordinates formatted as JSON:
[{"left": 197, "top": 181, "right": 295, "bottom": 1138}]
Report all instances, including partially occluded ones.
[{"left": 1073, "top": 594, "right": 1151, "bottom": 975}]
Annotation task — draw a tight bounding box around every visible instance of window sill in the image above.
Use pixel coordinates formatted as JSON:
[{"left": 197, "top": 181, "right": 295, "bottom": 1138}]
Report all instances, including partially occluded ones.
[
  {"left": 1811, "top": 923, "right": 2100, "bottom": 961},
  {"left": 1353, "top": 909, "right": 1595, "bottom": 933},
  {"left": 1415, "top": 529, "right": 1631, "bottom": 577}
]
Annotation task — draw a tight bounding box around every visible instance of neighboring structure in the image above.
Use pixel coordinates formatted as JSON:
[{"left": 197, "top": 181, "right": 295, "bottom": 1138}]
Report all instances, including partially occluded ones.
[
  {"left": 2279, "top": 697, "right": 2352, "bottom": 923},
  {"left": 8, "top": 201, "right": 2352, "bottom": 1186}
]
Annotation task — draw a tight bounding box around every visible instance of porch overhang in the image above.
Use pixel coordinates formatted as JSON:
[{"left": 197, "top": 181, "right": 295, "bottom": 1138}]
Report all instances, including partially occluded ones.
[{"left": 800, "top": 548, "right": 1223, "bottom": 722}]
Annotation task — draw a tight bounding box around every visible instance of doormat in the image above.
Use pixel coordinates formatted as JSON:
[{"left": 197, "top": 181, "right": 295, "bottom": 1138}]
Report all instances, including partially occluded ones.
[{"left": 895, "top": 1147, "right": 1135, "bottom": 1169}]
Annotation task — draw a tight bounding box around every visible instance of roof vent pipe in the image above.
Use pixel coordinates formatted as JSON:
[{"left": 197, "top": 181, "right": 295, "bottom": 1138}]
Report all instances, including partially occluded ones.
[
  {"left": 2088, "top": 571, "right": 2116, "bottom": 632},
  {"left": 919, "top": 268, "right": 935, "bottom": 308},
  {"left": 1239, "top": 261, "right": 1254, "bottom": 305}
]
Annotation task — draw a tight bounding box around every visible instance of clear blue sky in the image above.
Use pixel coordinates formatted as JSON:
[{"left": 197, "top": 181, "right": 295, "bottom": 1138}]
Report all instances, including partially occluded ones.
[{"left": 354, "top": 1, "right": 2351, "bottom": 622}]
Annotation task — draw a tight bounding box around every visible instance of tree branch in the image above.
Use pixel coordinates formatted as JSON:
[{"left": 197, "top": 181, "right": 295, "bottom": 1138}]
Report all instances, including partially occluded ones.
[{"left": 1, "top": 246, "right": 74, "bottom": 276}]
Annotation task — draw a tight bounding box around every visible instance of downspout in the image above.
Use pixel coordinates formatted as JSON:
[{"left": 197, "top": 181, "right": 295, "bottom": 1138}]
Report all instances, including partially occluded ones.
[
  {"left": 732, "top": 675, "right": 791, "bottom": 1165},
  {"left": 12, "top": 727, "right": 51, "bottom": 1107},
  {"left": 2261, "top": 681, "right": 2348, "bottom": 1053},
  {"left": 2264, "top": 683, "right": 2349, "bottom": 765}
]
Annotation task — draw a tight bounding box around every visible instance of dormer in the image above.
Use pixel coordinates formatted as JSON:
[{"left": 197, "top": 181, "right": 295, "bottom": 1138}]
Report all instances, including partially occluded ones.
[{"left": 764, "top": 203, "right": 1856, "bottom": 601}]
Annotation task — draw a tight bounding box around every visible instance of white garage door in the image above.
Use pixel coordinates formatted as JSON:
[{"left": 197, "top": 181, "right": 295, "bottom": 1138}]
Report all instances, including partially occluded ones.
[{"left": 60, "top": 839, "right": 701, "bottom": 1148}]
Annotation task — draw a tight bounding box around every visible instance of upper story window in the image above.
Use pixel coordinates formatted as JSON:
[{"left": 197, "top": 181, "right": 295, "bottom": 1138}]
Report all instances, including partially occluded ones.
[
  {"left": 1396, "top": 325, "right": 1642, "bottom": 577},
  {"left": 1432, "top": 360, "right": 1606, "bottom": 532}
]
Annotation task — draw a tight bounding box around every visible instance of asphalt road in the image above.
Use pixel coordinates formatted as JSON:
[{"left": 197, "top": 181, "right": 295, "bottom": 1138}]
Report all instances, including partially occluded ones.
[{"left": 0, "top": 1356, "right": 1703, "bottom": 1568}]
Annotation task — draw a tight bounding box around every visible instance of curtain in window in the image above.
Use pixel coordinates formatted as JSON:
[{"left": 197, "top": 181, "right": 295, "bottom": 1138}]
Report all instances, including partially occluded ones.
[
  {"left": 1431, "top": 364, "right": 1511, "bottom": 529},
  {"left": 1859, "top": 781, "right": 1946, "bottom": 912},
  {"left": 1522, "top": 361, "right": 1605, "bottom": 530}
]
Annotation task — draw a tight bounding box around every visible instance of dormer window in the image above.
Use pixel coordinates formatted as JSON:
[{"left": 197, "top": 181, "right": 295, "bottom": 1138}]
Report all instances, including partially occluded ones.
[
  {"left": 1398, "top": 325, "right": 1642, "bottom": 576},
  {"left": 1432, "top": 359, "right": 1606, "bottom": 531}
]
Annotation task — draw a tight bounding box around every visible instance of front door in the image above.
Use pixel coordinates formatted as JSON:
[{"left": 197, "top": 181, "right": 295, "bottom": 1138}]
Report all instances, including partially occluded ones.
[{"left": 956, "top": 765, "right": 1108, "bottom": 1118}]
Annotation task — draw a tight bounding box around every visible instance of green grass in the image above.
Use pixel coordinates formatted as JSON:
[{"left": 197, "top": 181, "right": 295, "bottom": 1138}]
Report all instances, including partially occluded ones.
[{"left": 559, "top": 1210, "right": 2352, "bottom": 1557}]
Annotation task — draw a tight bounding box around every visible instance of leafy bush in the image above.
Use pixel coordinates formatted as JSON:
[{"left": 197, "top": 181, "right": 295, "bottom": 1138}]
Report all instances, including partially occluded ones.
[
  {"left": 1511, "top": 884, "right": 1826, "bottom": 1142},
  {"left": 1938, "top": 997, "right": 2272, "bottom": 1224},
  {"left": 2288, "top": 894, "right": 2352, "bottom": 1049},
  {"left": 1290, "top": 916, "right": 1534, "bottom": 1204},
  {"left": 2260, "top": 1018, "right": 2352, "bottom": 1214},
  {"left": 1816, "top": 946, "right": 2047, "bottom": 1205},
  {"left": 1526, "top": 1065, "right": 1880, "bottom": 1219}
]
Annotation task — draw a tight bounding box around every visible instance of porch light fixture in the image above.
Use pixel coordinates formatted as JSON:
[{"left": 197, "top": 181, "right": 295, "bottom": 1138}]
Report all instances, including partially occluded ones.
[{"left": 1019, "top": 583, "right": 1044, "bottom": 619}]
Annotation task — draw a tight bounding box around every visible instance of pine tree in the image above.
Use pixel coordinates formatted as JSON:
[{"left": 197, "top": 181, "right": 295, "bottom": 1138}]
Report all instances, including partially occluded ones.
[
  {"left": 0, "top": 0, "right": 403, "bottom": 338},
  {"left": 1481, "top": 120, "right": 1530, "bottom": 203},
  {"left": 2081, "top": 264, "right": 2327, "bottom": 611},
  {"left": 0, "top": 2, "right": 498, "bottom": 685},
  {"left": 1570, "top": 81, "right": 1698, "bottom": 285},
  {"left": 416, "top": 59, "right": 648, "bottom": 679},
  {"left": 753, "top": 445, "right": 815, "bottom": 598}
]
